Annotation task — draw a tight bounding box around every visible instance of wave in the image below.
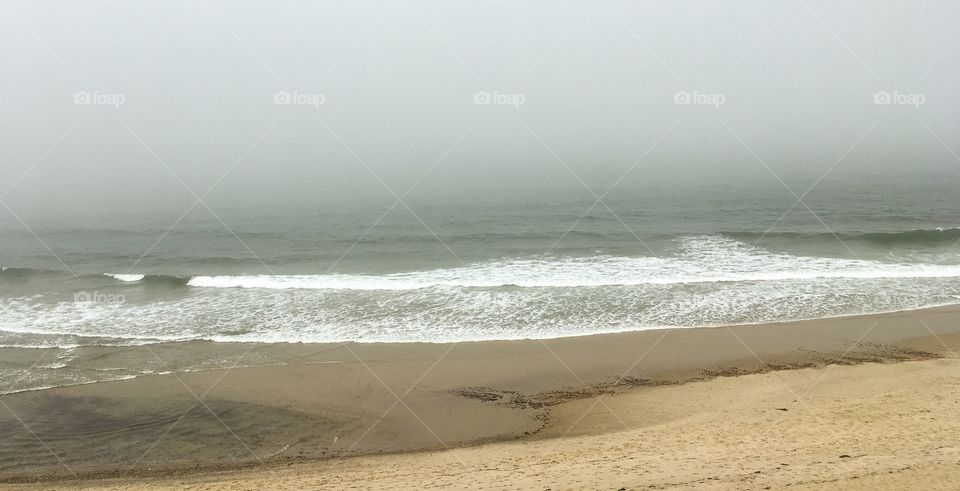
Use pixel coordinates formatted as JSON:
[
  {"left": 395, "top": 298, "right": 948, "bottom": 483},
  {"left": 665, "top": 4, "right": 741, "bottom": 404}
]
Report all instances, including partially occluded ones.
[
  {"left": 121, "top": 273, "right": 191, "bottom": 287},
  {"left": 724, "top": 228, "right": 960, "bottom": 246},
  {"left": 187, "top": 236, "right": 960, "bottom": 290},
  {"left": 187, "top": 264, "right": 960, "bottom": 290},
  {"left": 9, "top": 234, "right": 960, "bottom": 292},
  {"left": 105, "top": 273, "right": 145, "bottom": 282},
  {"left": 0, "top": 268, "right": 193, "bottom": 289},
  {"left": 855, "top": 228, "right": 960, "bottom": 245},
  {"left": 8, "top": 232, "right": 960, "bottom": 295},
  {"left": 4, "top": 234, "right": 960, "bottom": 349},
  {"left": 0, "top": 267, "right": 70, "bottom": 280}
]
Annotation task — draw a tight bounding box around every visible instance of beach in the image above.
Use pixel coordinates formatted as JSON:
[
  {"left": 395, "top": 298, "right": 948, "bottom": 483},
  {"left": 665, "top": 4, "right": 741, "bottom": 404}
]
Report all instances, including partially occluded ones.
[
  {"left": 5, "top": 0, "right": 959, "bottom": 488},
  {"left": 2, "top": 305, "right": 959, "bottom": 489}
]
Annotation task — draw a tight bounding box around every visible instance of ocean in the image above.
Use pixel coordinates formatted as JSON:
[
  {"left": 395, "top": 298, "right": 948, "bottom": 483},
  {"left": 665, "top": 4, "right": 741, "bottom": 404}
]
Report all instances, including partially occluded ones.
[{"left": 2, "top": 174, "right": 960, "bottom": 391}]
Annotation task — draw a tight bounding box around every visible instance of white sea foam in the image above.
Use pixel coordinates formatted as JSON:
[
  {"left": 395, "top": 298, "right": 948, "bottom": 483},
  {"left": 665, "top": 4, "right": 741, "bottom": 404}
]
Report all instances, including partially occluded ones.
[
  {"left": 187, "top": 236, "right": 960, "bottom": 290},
  {"left": 0, "top": 376, "right": 137, "bottom": 396},
  {"left": 188, "top": 263, "right": 960, "bottom": 290},
  {"left": 3, "top": 236, "right": 960, "bottom": 347},
  {"left": 106, "top": 273, "right": 145, "bottom": 282}
]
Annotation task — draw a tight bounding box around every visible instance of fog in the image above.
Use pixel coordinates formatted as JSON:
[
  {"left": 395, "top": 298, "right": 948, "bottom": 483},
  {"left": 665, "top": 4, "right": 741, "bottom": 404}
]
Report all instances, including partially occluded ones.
[{"left": 2, "top": 0, "right": 959, "bottom": 226}]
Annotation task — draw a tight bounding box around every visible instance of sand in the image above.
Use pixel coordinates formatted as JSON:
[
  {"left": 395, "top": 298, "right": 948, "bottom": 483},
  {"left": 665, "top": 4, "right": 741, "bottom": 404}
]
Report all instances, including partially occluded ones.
[{"left": 2, "top": 306, "right": 960, "bottom": 489}]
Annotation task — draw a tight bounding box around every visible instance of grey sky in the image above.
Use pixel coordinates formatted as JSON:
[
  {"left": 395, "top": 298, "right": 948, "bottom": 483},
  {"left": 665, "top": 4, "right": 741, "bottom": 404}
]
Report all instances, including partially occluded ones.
[{"left": 2, "top": 0, "right": 959, "bottom": 226}]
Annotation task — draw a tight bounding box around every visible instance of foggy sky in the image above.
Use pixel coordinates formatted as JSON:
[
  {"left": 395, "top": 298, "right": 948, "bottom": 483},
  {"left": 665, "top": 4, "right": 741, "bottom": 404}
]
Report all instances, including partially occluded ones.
[{"left": 2, "top": 0, "right": 959, "bottom": 227}]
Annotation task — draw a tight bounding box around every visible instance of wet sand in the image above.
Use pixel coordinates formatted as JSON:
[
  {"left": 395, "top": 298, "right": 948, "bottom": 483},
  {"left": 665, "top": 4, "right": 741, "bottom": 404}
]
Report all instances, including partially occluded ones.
[{"left": 2, "top": 306, "right": 960, "bottom": 488}]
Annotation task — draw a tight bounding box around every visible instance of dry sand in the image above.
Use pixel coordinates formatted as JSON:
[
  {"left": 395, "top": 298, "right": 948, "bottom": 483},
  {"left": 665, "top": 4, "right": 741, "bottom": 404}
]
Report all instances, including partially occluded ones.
[{"left": 2, "top": 306, "right": 960, "bottom": 489}]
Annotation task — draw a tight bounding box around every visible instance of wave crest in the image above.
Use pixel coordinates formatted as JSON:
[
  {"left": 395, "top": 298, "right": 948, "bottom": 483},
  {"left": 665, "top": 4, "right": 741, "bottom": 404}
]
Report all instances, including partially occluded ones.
[
  {"left": 724, "top": 228, "right": 960, "bottom": 246},
  {"left": 187, "top": 236, "right": 960, "bottom": 291}
]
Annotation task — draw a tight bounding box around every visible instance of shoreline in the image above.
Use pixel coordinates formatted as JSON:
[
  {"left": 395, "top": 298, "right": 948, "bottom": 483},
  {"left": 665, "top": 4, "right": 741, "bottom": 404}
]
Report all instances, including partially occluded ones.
[
  {"left": 2, "top": 305, "right": 960, "bottom": 485},
  {"left": 7, "top": 300, "right": 960, "bottom": 350},
  {"left": 4, "top": 303, "right": 960, "bottom": 398}
]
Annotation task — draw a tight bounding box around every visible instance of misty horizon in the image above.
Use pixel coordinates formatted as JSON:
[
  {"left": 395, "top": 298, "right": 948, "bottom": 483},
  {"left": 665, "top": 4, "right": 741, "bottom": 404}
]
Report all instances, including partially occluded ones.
[{"left": 3, "top": 0, "right": 960, "bottom": 227}]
